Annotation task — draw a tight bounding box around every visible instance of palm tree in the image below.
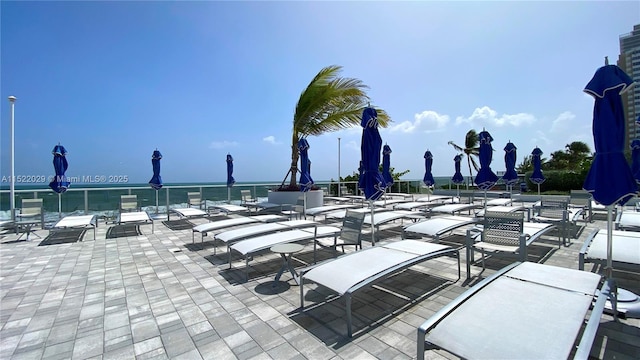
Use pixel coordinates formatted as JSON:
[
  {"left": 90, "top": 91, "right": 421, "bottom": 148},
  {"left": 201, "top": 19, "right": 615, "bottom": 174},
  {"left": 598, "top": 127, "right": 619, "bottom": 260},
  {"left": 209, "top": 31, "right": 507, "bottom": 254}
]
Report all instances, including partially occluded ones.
[
  {"left": 447, "top": 129, "right": 480, "bottom": 189},
  {"left": 281, "top": 65, "right": 390, "bottom": 189}
]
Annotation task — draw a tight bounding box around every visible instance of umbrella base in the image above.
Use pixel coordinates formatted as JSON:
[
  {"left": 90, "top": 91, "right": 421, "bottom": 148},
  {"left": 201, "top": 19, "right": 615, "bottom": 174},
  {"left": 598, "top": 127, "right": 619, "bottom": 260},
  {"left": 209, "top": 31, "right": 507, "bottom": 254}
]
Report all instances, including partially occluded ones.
[{"left": 605, "top": 288, "right": 640, "bottom": 319}]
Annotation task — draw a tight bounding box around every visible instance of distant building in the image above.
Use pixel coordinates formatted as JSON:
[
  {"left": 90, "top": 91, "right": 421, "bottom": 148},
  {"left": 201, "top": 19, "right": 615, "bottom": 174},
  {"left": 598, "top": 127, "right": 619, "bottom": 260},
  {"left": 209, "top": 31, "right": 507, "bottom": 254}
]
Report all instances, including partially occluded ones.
[{"left": 618, "top": 24, "right": 640, "bottom": 154}]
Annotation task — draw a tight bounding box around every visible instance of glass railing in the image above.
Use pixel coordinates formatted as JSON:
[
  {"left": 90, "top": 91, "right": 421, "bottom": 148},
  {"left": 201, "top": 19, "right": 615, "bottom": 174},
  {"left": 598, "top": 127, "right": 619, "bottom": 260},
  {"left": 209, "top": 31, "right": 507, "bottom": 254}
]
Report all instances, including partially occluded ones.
[{"left": 0, "top": 179, "right": 442, "bottom": 222}]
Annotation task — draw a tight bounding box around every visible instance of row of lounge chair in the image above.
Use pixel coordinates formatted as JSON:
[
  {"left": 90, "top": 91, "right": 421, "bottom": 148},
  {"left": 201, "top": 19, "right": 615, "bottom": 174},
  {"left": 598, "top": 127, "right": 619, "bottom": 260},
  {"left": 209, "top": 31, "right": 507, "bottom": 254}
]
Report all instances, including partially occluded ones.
[{"left": 11, "top": 190, "right": 638, "bottom": 358}]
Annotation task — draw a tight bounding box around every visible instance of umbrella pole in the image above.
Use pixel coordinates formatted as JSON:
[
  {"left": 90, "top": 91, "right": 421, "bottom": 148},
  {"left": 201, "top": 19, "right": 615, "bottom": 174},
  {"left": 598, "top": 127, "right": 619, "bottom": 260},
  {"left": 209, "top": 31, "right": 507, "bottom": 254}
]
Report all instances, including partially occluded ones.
[
  {"left": 456, "top": 184, "right": 459, "bottom": 198},
  {"left": 537, "top": 183, "right": 541, "bottom": 197},
  {"left": 606, "top": 205, "right": 619, "bottom": 321},
  {"left": 303, "top": 192, "right": 307, "bottom": 220},
  {"left": 58, "top": 193, "right": 62, "bottom": 219},
  {"left": 370, "top": 200, "right": 375, "bottom": 246},
  {"left": 227, "top": 188, "right": 231, "bottom": 204},
  {"left": 155, "top": 191, "right": 159, "bottom": 214}
]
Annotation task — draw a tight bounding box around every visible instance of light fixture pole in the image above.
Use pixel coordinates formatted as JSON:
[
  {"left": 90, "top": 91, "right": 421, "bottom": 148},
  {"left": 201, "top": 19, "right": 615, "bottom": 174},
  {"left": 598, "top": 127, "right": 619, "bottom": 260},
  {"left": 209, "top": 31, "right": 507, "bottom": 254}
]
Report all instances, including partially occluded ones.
[
  {"left": 8, "top": 96, "right": 16, "bottom": 221},
  {"left": 337, "top": 137, "right": 341, "bottom": 196}
]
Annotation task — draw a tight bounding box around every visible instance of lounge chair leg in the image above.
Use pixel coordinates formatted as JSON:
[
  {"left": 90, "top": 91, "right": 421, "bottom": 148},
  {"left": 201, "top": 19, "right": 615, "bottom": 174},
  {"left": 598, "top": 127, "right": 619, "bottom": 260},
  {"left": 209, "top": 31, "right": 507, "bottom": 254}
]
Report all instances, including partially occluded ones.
[{"left": 346, "top": 294, "right": 353, "bottom": 338}]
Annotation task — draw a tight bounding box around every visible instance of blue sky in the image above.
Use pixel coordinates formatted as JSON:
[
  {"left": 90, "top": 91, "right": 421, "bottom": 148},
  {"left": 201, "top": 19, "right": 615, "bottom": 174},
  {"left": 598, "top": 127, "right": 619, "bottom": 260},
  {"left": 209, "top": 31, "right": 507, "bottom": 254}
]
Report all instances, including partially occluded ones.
[{"left": 1, "top": 1, "right": 639, "bottom": 186}]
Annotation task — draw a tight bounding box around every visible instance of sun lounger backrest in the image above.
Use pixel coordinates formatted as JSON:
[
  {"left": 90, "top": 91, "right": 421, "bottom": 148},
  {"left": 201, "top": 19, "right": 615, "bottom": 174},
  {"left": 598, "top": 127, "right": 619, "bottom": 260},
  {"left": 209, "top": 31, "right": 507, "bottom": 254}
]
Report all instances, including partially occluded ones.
[
  {"left": 240, "top": 189, "right": 255, "bottom": 204},
  {"left": 21, "top": 198, "right": 43, "bottom": 216},
  {"left": 538, "top": 196, "right": 568, "bottom": 219},
  {"left": 120, "top": 195, "right": 138, "bottom": 212},
  {"left": 482, "top": 211, "right": 524, "bottom": 247},
  {"left": 188, "top": 192, "right": 202, "bottom": 209},
  {"left": 340, "top": 210, "right": 366, "bottom": 247}
]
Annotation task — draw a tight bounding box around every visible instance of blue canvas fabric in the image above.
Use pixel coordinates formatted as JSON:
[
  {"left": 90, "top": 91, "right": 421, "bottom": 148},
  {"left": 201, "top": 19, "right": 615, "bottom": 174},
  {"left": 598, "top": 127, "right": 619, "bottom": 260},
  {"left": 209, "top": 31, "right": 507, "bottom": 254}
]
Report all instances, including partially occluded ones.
[
  {"left": 49, "top": 144, "right": 70, "bottom": 193},
  {"left": 530, "top": 147, "right": 546, "bottom": 185},
  {"left": 502, "top": 142, "right": 519, "bottom": 185},
  {"left": 149, "top": 150, "right": 163, "bottom": 190},
  {"left": 360, "top": 107, "right": 387, "bottom": 200},
  {"left": 583, "top": 64, "right": 636, "bottom": 206},
  {"left": 632, "top": 139, "right": 640, "bottom": 184},
  {"left": 423, "top": 150, "right": 435, "bottom": 187},
  {"left": 226, "top": 154, "right": 235, "bottom": 188},
  {"left": 452, "top": 154, "right": 464, "bottom": 185},
  {"left": 474, "top": 130, "right": 498, "bottom": 190},
  {"left": 382, "top": 145, "right": 394, "bottom": 187},
  {"left": 298, "top": 138, "right": 314, "bottom": 192}
]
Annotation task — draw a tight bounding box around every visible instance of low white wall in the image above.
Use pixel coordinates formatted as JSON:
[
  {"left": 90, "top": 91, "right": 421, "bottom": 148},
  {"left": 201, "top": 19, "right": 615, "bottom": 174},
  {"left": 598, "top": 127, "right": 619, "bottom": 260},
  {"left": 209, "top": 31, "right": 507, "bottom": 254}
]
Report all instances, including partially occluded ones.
[{"left": 267, "top": 189, "right": 323, "bottom": 209}]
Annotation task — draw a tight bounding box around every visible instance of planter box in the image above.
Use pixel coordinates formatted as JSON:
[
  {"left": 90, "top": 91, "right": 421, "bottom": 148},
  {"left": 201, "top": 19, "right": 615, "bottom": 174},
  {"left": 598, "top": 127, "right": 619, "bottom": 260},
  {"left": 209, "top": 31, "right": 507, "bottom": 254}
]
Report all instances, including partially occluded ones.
[{"left": 267, "top": 189, "right": 323, "bottom": 209}]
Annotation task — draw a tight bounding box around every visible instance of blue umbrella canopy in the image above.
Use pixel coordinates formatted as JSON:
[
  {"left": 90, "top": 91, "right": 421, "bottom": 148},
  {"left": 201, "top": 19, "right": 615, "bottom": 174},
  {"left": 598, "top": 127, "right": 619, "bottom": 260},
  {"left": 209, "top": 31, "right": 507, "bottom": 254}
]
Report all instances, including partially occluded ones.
[
  {"left": 382, "top": 145, "right": 394, "bottom": 187},
  {"left": 451, "top": 154, "right": 464, "bottom": 185},
  {"left": 530, "top": 147, "right": 546, "bottom": 185},
  {"left": 474, "top": 130, "right": 498, "bottom": 190},
  {"left": 502, "top": 142, "right": 519, "bottom": 186},
  {"left": 226, "top": 154, "right": 235, "bottom": 188},
  {"left": 423, "top": 150, "right": 435, "bottom": 187},
  {"left": 149, "top": 150, "right": 163, "bottom": 190},
  {"left": 49, "top": 144, "right": 70, "bottom": 193},
  {"left": 632, "top": 139, "right": 640, "bottom": 184},
  {"left": 298, "top": 138, "right": 314, "bottom": 192},
  {"left": 583, "top": 64, "right": 636, "bottom": 206},
  {"left": 360, "top": 107, "right": 387, "bottom": 200}
]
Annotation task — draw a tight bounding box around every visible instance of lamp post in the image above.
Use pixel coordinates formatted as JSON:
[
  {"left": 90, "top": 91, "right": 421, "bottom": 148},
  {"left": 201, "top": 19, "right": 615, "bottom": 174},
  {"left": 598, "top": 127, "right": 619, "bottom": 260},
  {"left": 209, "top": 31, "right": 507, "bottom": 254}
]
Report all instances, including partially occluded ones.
[
  {"left": 8, "top": 96, "right": 16, "bottom": 221},
  {"left": 337, "top": 137, "right": 341, "bottom": 196}
]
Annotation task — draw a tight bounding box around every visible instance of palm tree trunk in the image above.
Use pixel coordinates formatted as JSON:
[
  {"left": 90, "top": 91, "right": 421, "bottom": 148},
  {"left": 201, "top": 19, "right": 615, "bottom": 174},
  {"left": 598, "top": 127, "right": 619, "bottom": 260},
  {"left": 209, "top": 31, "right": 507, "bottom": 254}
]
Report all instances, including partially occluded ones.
[
  {"left": 288, "top": 133, "right": 299, "bottom": 188},
  {"left": 467, "top": 157, "right": 473, "bottom": 190}
]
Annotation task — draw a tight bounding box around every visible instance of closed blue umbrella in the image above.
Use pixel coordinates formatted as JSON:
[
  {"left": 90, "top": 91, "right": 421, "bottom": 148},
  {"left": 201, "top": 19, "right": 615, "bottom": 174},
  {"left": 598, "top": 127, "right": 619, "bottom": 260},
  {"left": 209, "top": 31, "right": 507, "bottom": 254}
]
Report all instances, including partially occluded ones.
[
  {"left": 360, "top": 107, "right": 387, "bottom": 201},
  {"left": 382, "top": 145, "right": 394, "bottom": 189},
  {"left": 298, "top": 138, "right": 314, "bottom": 218},
  {"left": 149, "top": 150, "right": 163, "bottom": 190},
  {"left": 149, "top": 149, "right": 163, "bottom": 214},
  {"left": 474, "top": 130, "right": 498, "bottom": 190},
  {"left": 49, "top": 144, "right": 70, "bottom": 218},
  {"left": 226, "top": 154, "right": 235, "bottom": 203},
  {"left": 530, "top": 147, "right": 545, "bottom": 196},
  {"left": 423, "top": 151, "right": 435, "bottom": 187},
  {"left": 298, "top": 138, "right": 314, "bottom": 192},
  {"left": 360, "top": 106, "right": 387, "bottom": 245},
  {"left": 502, "top": 142, "right": 519, "bottom": 190},
  {"left": 452, "top": 154, "right": 464, "bottom": 197},
  {"left": 583, "top": 63, "right": 636, "bottom": 288},
  {"left": 423, "top": 150, "right": 435, "bottom": 201},
  {"left": 452, "top": 154, "right": 464, "bottom": 184},
  {"left": 631, "top": 139, "right": 640, "bottom": 184}
]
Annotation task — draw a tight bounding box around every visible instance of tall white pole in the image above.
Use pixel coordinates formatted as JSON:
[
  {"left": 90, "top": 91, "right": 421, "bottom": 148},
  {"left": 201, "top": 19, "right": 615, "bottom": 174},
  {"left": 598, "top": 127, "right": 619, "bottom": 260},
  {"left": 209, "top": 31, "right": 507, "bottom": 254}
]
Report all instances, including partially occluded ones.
[
  {"left": 8, "top": 96, "right": 16, "bottom": 221},
  {"left": 337, "top": 137, "right": 341, "bottom": 197}
]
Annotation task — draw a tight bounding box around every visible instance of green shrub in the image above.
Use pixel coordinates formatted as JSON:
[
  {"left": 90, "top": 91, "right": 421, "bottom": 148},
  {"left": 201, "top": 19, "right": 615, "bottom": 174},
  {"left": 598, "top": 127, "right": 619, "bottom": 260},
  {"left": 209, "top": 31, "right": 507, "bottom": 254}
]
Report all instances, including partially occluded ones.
[{"left": 524, "top": 170, "right": 587, "bottom": 192}]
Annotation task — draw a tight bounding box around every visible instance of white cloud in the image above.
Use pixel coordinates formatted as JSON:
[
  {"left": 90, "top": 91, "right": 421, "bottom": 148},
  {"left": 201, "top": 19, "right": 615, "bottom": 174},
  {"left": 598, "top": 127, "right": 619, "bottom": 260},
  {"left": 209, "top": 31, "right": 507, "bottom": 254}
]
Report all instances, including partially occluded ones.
[
  {"left": 455, "top": 106, "right": 535, "bottom": 127},
  {"left": 389, "top": 110, "right": 449, "bottom": 134},
  {"left": 209, "top": 140, "right": 238, "bottom": 149},
  {"left": 263, "top": 136, "right": 280, "bottom": 145},
  {"left": 550, "top": 111, "right": 576, "bottom": 133}
]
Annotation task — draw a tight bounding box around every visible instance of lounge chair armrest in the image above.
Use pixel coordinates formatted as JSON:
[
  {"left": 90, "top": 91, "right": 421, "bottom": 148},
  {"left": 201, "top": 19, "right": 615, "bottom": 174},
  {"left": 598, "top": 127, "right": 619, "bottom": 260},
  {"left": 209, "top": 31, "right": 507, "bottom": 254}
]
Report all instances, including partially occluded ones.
[
  {"left": 573, "top": 278, "right": 614, "bottom": 360},
  {"left": 418, "top": 262, "right": 521, "bottom": 360}
]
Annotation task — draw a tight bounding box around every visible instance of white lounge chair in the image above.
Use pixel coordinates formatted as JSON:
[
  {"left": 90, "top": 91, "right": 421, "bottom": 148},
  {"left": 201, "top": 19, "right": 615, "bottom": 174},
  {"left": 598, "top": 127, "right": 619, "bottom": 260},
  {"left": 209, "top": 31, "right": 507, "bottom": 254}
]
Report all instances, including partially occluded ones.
[
  {"left": 485, "top": 198, "right": 513, "bottom": 206},
  {"left": 229, "top": 225, "right": 341, "bottom": 281},
  {"left": 402, "top": 215, "right": 480, "bottom": 243},
  {"left": 170, "top": 207, "right": 210, "bottom": 221},
  {"left": 417, "top": 262, "right": 613, "bottom": 360},
  {"left": 616, "top": 211, "right": 640, "bottom": 231},
  {"left": 191, "top": 214, "right": 286, "bottom": 243},
  {"left": 580, "top": 228, "right": 640, "bottom": 272},
  {"left": 305, "top": 204, "right": 359, "bottom": 221},
  {"left": 299, "top": 240, "right": 460, "bottom": 337},
  {"left": 214, "top": 219, "right": 318, "bottom": 255},
  {"left": 474, "top": 204, "right": 526, "bottom": 218},
  {"left": 363, "top": 210, "right": 425, "bottom": 245},
  {"left": 429, "top": 203, "right": 483, "bottom": 215},
  {"left": 118, "top": 211, "right": 154, "bottom": 234},
  {"left": 466, "top": 214, "right": 558, "bottom": 280},
  {"left": 207, "top": 203, "right": 249, "bottom": 215},
  {"left": 53, "top": 215, "right": 98, "bottom": 241}
]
